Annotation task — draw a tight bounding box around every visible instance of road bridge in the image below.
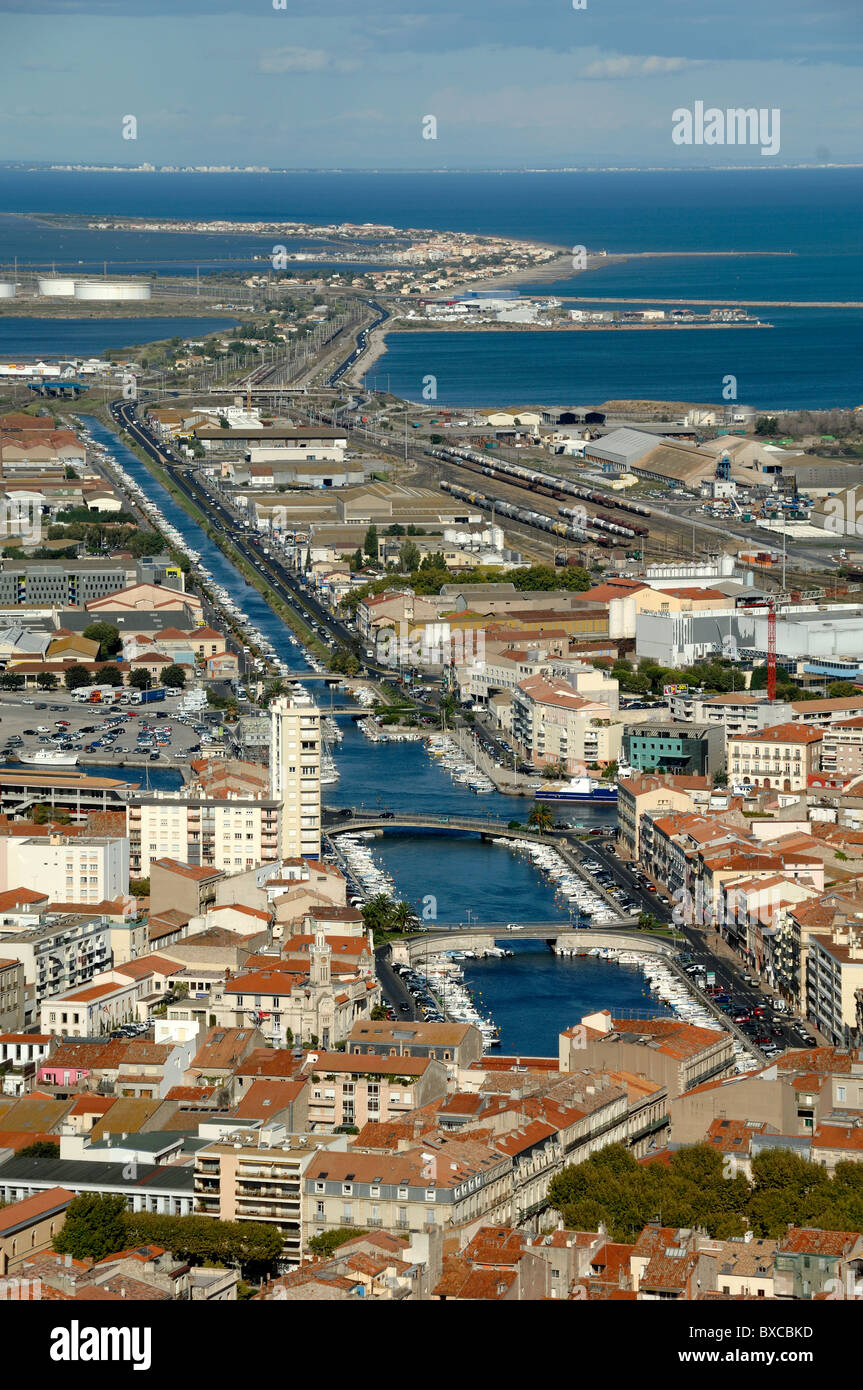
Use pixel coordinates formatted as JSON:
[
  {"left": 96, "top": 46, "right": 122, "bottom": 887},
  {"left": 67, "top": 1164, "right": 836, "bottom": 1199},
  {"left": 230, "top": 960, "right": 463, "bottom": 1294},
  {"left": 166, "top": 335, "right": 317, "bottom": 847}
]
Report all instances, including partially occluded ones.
[
  {"left": 323, "top": 810, "right": 556, "bottom": 842},
  {"left": 324, "top": 811, "right": 631, "bottom": 918},
  {"left": 401, "top": 925, "right": 664, "bottom": 960}
]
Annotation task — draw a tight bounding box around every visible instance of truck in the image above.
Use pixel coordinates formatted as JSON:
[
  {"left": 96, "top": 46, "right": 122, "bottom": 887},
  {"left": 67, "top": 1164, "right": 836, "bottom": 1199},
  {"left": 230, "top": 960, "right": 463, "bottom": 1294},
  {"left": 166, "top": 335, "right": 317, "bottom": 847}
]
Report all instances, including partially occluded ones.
[
  {"left": 130, "top": 686, "right": 166, "bottom": 706},
  {"left": 74, "top": 684, "right": 122, "bottom": 704}
]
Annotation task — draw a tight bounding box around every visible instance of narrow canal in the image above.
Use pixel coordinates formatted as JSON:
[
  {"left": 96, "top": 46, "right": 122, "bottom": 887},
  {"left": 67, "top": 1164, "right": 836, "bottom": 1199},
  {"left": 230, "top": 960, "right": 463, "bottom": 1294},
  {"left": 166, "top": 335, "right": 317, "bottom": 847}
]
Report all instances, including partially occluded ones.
[{"left": 92, "top": 416, "right": 657, "bottom": 1054}]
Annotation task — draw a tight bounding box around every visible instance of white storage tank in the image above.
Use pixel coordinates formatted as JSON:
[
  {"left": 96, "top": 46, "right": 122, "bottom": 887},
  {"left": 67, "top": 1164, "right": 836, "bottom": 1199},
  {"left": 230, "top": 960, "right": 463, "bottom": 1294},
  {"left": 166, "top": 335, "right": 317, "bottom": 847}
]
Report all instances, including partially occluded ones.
[
  {"left": 37, "top": 276, "right": 77, "bottom": 297},
  {"left": 74, "top": 279, "right": 152, "bottom": 301},
  {"left": 0, "top": 281, "right": 16, "bottom": 298}
]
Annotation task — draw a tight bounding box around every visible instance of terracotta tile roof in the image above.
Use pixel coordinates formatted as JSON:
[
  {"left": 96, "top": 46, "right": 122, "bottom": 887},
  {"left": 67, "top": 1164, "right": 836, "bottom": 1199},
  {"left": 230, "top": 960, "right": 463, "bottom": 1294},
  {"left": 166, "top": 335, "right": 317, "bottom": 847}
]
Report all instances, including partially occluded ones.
[
  {"left": 778, "top": 1227, "right": 862, "bottom": 1256},
  {"left": 0, "top": 1187, "right": 75, "bottom": 1236}
]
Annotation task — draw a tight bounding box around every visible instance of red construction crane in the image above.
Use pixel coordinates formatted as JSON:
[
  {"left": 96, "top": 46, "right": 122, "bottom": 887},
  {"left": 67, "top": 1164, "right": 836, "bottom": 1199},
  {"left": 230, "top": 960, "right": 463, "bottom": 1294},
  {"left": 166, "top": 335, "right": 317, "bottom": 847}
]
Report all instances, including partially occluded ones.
[{"left": 767, "top": 601, "right": 777, "bottom": 702}]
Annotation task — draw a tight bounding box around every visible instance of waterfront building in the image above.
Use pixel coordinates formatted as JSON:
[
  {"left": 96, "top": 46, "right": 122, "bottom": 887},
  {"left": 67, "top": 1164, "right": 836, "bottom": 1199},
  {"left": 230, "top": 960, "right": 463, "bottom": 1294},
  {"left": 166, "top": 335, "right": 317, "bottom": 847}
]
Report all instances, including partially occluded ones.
[
  {"left": 728, "top": 722, "right": 822, "bottom": 792},
  {"left": 347, "top": 1020, "right": 484, "bottom": 1073},
  {"left": 270, "top": 689, "right": 321, "bottom": 861},
  {"left": 623, "top": 720, "right": 725, "bottom": 777},
  {"left": 565, "top": 1013, "right": 735, "bottom": 1098},
  {"left": 616, "top": 772, "right": 712, "bottom": 859}
]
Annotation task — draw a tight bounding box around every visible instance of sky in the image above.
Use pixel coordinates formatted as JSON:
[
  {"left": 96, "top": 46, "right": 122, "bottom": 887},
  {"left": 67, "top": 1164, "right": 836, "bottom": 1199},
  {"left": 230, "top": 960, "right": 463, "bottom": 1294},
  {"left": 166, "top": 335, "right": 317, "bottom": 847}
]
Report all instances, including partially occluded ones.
[{"left": 1, "top": 0, "right": 861, "bottom": 169}]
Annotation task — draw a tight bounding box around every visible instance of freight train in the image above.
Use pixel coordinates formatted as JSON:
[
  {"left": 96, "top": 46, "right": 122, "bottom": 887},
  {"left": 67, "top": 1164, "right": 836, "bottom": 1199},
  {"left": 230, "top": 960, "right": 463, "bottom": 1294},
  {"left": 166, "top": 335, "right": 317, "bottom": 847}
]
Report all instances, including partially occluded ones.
[
  {"left": 439, "top": 479, "right": 619, "bottom": 549},
  {"left": 427, "top": 445, "right": 651, "bottom": 533}
]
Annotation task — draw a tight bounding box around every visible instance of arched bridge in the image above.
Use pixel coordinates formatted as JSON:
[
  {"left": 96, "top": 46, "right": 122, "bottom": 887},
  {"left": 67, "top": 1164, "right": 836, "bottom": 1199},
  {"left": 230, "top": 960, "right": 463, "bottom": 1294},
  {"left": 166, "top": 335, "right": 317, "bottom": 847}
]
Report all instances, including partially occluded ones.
[{"left": 401, "top": 925, "right": 668, "bottom": 958}]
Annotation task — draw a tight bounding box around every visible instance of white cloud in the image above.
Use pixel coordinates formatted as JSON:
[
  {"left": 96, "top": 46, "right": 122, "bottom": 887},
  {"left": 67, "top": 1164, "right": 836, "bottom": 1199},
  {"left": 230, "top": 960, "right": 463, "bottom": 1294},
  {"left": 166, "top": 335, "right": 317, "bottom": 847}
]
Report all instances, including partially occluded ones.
[
  {"left": 581, "top": 54, "right": 705, "bottom": 79},
  {"left": 259, "top": 46, "right": 360, "bottom": 74}
]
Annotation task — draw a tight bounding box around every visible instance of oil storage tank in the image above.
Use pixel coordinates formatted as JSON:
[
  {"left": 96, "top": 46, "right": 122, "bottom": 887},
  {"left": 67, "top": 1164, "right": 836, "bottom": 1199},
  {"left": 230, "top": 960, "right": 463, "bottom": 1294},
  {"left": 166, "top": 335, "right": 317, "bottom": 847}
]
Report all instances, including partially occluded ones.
[
  {"left": 74, "top": 279, "right": 152, "bottom": 301},
  {"left": 37, "top": 276, "right": 77, "bottom": 297}
]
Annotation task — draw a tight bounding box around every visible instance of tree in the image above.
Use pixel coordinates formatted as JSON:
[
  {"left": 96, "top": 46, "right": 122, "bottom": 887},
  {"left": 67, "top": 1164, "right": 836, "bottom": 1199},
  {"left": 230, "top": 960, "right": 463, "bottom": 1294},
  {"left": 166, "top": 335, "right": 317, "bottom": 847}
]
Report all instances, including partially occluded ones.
[
  {"left": 53, "top": 1193, "right": 127, "bottom": 1262},
  {"left": 350, "top": 548, "right": 364, "bottom": 572},
  {"left": 95, "top": 663, "right": 124, "bottom": 687},
  {"left": 83, "top": 621, "right": 122, "bottom": 659},
  {"left": 123, "top": 1211, "right": 283, "bottom": 1277},
  {"left": 127, "top": 530, "right": 162, "bottom": 559},
  {"left": 528, "top": 804, "right": 554, "bottom": 834},
  {"left": 0, "top": 672, "right": 25, "bottom": 691},
  {"left": 64, "top": 664, "right": 91, "bottom": 691},
  {"left": 363, "top": 524, "right": 379, "bottom": 563},
  {"left": 307, "top": 1228, "right": 365, "bottom": 1258},
  {"left": 398, "top": 539, "right": 421, "bottom": 572},
  {"left": 755, "top": 416, "right": 779, "bottom": 436},
  {"left": 370, "top": 1004, "right": 389, "bottom": 1020},
  {"left": 161, "top": 664, "right": 186, "bottom": 690},
  {"left": 36, "top": 671, "right": 58, "bottom": 691},
  {"left": 128, "top": 667, "right": 152, "bottom": 691},
  {"left": 17, "top": 1140, "right": 59, "bottom": 1158},
  {"left": 828, "top": 680, "right": 858, "bottom": 698},
  {"left": 390, "top": 900, "right": 418, "bottom": 934}
]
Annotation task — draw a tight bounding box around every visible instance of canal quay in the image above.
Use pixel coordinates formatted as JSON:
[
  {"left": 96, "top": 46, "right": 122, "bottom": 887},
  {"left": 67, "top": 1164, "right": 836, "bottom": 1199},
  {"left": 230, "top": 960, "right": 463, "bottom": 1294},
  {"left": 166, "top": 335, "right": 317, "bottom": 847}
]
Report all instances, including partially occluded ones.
[{"left": 76, "top": 414, "right": 703, "bottom": 1056}]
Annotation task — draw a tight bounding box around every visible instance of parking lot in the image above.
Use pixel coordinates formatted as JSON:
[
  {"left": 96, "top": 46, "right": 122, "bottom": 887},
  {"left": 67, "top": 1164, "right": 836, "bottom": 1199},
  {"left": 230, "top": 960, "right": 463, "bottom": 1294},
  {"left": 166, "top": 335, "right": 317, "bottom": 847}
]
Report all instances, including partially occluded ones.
[{"left": 0, "top": 691, "right": 218, "bottom": 767}]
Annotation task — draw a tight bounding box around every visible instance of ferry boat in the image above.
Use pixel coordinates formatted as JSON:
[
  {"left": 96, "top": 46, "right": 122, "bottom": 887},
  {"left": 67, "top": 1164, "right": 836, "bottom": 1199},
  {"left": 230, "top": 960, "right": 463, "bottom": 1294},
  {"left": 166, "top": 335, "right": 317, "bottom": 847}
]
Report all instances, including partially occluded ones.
[
  {"left": 19, "top": 749, "right": 79, "bottom": 767},
  {"left": 535, "top": 776, "right": 617, "bottom": 803}
]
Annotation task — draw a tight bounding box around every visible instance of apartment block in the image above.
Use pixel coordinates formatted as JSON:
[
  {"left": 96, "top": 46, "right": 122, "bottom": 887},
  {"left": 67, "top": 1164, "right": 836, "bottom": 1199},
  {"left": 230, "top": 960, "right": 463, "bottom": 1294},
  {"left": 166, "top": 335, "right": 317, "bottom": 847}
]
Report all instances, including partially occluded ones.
[
  {"left": 302, "top": 1052, "right": 448, "bottom": 1129},
  {"left": 0, "top": 915, "right": 111, "bottom": 1013},
  {"left": 270, "top": 690, "right": 321, "bottom": 861},
  {"left": 0, "top": 959, "right": 25, "bottom": 1034},
  {"left": 0, "top": 832, "right": 129, "bottom": 904},
  {"left": 806, "top": 928, "right": 863, "bottom": 1046},
  {"left": 304, "top": 1142, "right": 513, "bottom": 1243},
  {"left": 127, "top": 794, "right": 282, "bottom": 877},
  {"left": 194, "top": 1128, "right": 348, "bottom": 1266},
  {"left": 728, "top": 723, "right": 822, "bottom": 793}
]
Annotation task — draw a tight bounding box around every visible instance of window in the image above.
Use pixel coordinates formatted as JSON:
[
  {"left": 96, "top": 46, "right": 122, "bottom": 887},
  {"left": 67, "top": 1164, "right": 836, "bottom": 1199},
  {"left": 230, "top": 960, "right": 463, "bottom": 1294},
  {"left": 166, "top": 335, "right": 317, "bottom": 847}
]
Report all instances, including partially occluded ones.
[
  {"left": 315, "top": 1180, "right": 325, "bottom": 1193},
  {"left": 342, "top": 1182, "right": 353, "bottom": 1196}
]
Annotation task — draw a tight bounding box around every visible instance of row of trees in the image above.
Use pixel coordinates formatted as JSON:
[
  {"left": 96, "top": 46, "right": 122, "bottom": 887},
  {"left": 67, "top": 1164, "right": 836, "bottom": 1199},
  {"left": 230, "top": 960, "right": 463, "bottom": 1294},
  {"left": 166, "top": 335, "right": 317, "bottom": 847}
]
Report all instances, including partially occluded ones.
[
  {"left": 547, "top": 1143, "right": 863, "bottom": 1242},
  {"left": 595, "top": 655, "right": 859, "bottom": 702},
  {"left": 53, "top": 1194, "right": 283, "bottom": 1277}
]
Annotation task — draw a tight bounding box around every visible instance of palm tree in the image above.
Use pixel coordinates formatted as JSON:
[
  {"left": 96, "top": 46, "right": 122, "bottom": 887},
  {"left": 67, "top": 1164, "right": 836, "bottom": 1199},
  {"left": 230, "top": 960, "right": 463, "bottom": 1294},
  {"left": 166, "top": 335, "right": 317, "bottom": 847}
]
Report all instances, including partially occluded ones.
[
  {"left": 528, "top": 805, "right": 554, "bottom": 835},
  {"left": 390, "top": 900, "right": 418, "bottom": 934}
]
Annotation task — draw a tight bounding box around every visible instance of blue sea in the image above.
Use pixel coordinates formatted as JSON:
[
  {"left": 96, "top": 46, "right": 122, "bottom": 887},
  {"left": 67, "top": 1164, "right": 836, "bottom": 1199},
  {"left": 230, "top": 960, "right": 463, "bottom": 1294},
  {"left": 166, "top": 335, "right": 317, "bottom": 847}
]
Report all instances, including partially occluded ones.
[{"left": 0, "top": 168, "right": 860, "bottom": 404}]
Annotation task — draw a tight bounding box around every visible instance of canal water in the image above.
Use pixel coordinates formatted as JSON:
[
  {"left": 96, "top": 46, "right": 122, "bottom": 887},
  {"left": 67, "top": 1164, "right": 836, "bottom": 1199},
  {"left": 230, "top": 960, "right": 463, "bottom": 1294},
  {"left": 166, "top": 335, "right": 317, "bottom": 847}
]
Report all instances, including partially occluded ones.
[
  {"left": 82, "top": 416, "right": 315, "bottom": 672},
  {"left": 461, "top": 944, "right": 672, "bottom": 1058},
  {"left": 93, "top": 417, "right": 652, "bottom": 1051}
]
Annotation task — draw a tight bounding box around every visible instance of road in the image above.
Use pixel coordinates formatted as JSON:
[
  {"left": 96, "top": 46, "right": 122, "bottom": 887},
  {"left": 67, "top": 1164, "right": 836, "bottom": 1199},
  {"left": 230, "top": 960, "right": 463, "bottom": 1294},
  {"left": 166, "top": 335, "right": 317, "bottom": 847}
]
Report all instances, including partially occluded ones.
[{"left": 572, "top": 836, "right": 815, "bottom": 1052}]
